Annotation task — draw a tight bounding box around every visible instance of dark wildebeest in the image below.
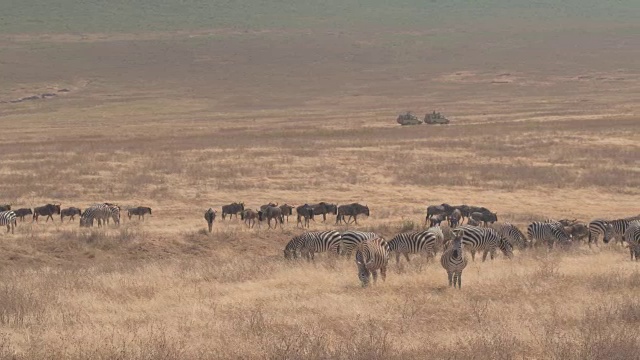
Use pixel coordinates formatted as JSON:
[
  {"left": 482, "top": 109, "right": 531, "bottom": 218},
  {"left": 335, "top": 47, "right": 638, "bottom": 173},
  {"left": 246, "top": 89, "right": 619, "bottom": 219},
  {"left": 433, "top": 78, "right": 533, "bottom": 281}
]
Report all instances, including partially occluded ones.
[
  {"left": 450, "top": 205, "right": 471, "bottom": 224},
  {"left": 426, "top": 205, "right": 450, "bottom": 225},
  {"left": 204, "top": 208, "right": 216, "bottom": 233},
  {"left": 221, "top": 202, "right": 244, "bottom": 220},
  {"left": 128, "top": 206, "right": 152, "bottom": 221},
  {"left": 564, "top": 223, "right": 589, "bottom": 243},
  {"left": 279, "top": 204, "right": 294, "bottom": 223},
  {"left": 261, "top": 205, "right": 283, "bottom": 229},
  {"left": 467, "top": 218, "right": 481, "bottom": 226},
  {"left": 296, "top": 204, "right": 315, "bottom": 228},
  {"left": 336, "top": 203, "right": 370, "bottom": 225},
  {"left": 430, "top": 214, "right": 447, "bottom": 227},
  {"left": 242, "top": 209, "right": 260, "bottom": 228},
  {"left": 449, "top": 209, "right": 462, "bottom": 228},
  {"left": 470, "top": 212, "right": 498, "bottom": 226},
  {"left": 60, "top": 207, "right": 82, "bottom": 222},
  {"left": 14, "top": 208, "right": 33, "bottom": 222},
  {"left": 33, "top": 203, "right": 61, "bottom": 222},
  {"left": 310, "top": 202, "right": 338, "bottom": 222},
  {"left": 0, "top": 204, "right": 11, "bottom": 212}
]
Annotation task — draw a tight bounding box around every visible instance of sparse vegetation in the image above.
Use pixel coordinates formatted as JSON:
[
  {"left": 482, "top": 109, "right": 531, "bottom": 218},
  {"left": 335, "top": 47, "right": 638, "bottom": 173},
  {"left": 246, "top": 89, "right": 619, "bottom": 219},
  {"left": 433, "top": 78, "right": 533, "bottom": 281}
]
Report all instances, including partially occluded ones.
[{"left": 0, "top": 1, "right": 639, "bottom": 358}]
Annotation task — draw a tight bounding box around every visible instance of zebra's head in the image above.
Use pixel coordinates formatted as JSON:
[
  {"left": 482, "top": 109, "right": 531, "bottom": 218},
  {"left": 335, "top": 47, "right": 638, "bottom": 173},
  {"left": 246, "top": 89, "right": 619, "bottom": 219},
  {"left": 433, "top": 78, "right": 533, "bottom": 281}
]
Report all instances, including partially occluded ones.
[
  {"left": 499, "top": 238, "right": 514, "bottom": 259},
  {"left": 356, "top": 261, "right": 371, "bottom": 287},
  {"left": 452, "top": 232, "right": 464, "bottom": 258}
]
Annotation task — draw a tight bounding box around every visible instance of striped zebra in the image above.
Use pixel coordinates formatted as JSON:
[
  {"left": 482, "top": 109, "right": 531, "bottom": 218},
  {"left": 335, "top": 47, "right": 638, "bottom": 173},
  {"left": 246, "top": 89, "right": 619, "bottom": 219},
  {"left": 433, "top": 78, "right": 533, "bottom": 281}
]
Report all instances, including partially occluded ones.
[
  {"left": 80, "top": 204, "right": 114, "bottom": 228},
  {"left": 427, "top": 226, "right": 446, "bottom": 253},
  {"left": 355, "top": 236, "right": 390, "bottom": 287},
  {"left": 283, "top": 231, "right": 341, "bottom": 261},
  {"left": 490, "top": 222, "right": 528, "bottom": 249},
  {"left": 452, "top": 225, "right": 513, "bottom": 261},
  {"left": 387, "top": 230, "right": 438, "bottom": 264},
  {"left": 623, "top": 220, "right": 640, "bottom": 261},
  {"left": 0, "top": 210, "right": 17, "bottom": 234},
  {"left": 440, "top": 233, "right": 468, "bottom": 288},
  {"left": 339, "top": 230, "right": 379, "bottom": 256},
  {"left": 527, "top": 221, "right": 571, "bottom": 249},
  {"left": 588, "top": 218, "right": 637, "bottom": 246}
]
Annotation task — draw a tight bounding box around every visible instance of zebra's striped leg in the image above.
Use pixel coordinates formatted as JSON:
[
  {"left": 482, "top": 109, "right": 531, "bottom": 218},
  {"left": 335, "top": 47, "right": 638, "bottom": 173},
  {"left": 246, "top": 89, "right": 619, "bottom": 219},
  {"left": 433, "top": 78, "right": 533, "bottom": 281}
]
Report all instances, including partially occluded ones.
[
  {"left": 371, "top": 269, "right": 378, "bottom": 284},
  {"left": 395, "top": 252, "right": 401, "bottom": 264},
  {"left": 380, "top": 266, "right": 387, "bottom": 282},
  {"left": 404, "top": 253, "right": 411, "bottom": 262},
  {"left": 447, "top": 271, "right": 453, "bottom": 287},
  {"left": 456, "top": 271, "right": 462, "bottom": 289},
  {"left": 470, "top": 250, "right": 476, "bottom": 262}
]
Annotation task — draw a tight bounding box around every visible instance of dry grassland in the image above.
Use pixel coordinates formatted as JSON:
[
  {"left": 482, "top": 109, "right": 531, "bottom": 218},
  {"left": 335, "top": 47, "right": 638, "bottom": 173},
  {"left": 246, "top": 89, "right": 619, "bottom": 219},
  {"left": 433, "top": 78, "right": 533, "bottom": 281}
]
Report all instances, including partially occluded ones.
[{"left": 0, "top": 23, "right": 639, "bottom": 359}]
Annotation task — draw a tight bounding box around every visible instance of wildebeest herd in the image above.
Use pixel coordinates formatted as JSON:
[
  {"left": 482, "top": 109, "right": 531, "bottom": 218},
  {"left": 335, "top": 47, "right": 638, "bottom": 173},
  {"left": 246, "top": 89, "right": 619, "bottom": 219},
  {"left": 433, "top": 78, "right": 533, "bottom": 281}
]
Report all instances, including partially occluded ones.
[{"left": 201, "top": 201, "right": 640, "bottom": 288}]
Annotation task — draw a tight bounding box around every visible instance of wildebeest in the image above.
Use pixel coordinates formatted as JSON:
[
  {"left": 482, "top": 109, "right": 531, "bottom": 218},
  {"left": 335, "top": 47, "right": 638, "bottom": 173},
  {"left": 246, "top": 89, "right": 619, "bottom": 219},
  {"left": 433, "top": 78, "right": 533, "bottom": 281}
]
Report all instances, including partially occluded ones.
[
  {"left": 0, "top": 204, "right": 11, "bottom": 212},
  {"left": 449, "top": 209, "right": 462, "bottom": 228},
  {"left": 429, "top": 214, "right": 447, "bottom": 227},
  {"left": 261, "top": 205, "right": 283, "bottom": 229},
  {"left": 470, "top": 211, "right": 498, "bottom": 226},
  {"left": 279, "top": 204, "right": 294, "bottom": 222},
  {"left": 310, "top": 202, "right": 338, "bottom": 222},
  {"left": 564, "top": 223, "right": 589, "bottom": 242},
  {"left": 204, "top": 208, "right": 216, "bottom": 232},
  {"left": 426, "top": 205, "right": 447, "bottom": 222},
  {"left": 128, "top": 206, "right": 152, "bottom": 220},
  {"left": 13, "top": 208, "right": 33, "bottom": 222},
  {"left": 296, "top": 204, "right": 315, "bottom": 228},
  {"left": 33, "top": 203, "right": 61, "bottom": 222},
  {"left": 336, "top": 203, "right": 370, "bottom": 225},
  {"left": 221, "top": 202, "right": 244, "bottom": 220},
  {"left": 467, "top": 218, "right": 481, "bottom": 227},
  {"left": 242, "top": 209, "right": 260, "bottom": 228},
  {"left": 60, "top": 207, "right": 82, "bottom": 222}
]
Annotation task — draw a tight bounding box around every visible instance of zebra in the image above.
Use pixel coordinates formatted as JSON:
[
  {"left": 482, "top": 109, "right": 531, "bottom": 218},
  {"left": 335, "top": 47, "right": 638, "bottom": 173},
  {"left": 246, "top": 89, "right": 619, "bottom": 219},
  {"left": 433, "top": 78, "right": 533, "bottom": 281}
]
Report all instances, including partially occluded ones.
[
  {"left": 221, "top": 202, "right": 244, "bottom": 220},
  {"left": 427, "top": 226, "right": 446, "bottom": 252},
  {"left": 33, "top": 203, "right": 61, "bottom": 222},
  {"left": 604, "top": 217, "right": 640, "bottom": 245},
  {"left": 80, "top": 204, "right": 112, "bottom": 228},
  {"left": 355, "top": 236, "right": 390, "bottom": 287},
  {"left": 386, "top": 230, "right": 438, "bottom": 264},
  {"left": 336, "top": 203, "right": 369, "bottom": 225},
  {"left": 13, "top": 208, "right": 33, "bottom": 222},
  {"left": 103, "top": 203, "right": 121, "bottom": 226},
  {"left": 204, "top": 208, "right": 216, "bottom": 233},
  {"left": 623, "top": 221, "right": 640, "bottom": 261},
  {"left": 128, "top": 206, "right": 152, "bottom": 220},
  {"left": 296, "top": 204, "right": 314, "bottom": 228},
  {"left": 283, "top": 231, "right": 341, "bottom": 261},
  {"left": 279, "top": 204, "right": 294, "bottom": 223},
  {"left": 0, "top": 210, "right": 17, "bottom": 234},
  {"left": 60, "top": 207, "right": 82, "bottom": 222},
  {"left": 310, "top": 202, "right": 338, "bottom": 222},
  {"left": 527, "top": 221, "right": 571, "bottom": 249},
  {"left": 339, "top": 230, "right": 379, "bottom": 256},
  {"left": 440, "top": 232, "right": 468, "bottom": 289},
  {"left": 452, "top": 225, "right": 513, "bottom": 261},
  {"left": 490, "top": 222, "right": 528, "bottom": 249}
]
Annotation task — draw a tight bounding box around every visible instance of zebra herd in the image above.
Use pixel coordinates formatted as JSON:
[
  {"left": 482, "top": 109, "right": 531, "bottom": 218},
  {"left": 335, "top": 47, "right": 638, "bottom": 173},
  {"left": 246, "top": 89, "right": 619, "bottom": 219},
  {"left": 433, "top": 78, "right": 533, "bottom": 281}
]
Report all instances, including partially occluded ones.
[
  {"left": 0, "top": 203, "right": 153, "bottom": 233},
  {"left": 280, "top": 207, "right": 640, "bottom": 288}
]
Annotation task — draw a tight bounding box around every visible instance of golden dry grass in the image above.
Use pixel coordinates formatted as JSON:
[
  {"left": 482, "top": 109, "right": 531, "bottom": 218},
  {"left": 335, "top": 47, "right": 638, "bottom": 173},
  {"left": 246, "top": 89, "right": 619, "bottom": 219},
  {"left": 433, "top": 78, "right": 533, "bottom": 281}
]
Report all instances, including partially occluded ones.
[{"left": 0, "top": 22, "right": 639, "bottom": 359}]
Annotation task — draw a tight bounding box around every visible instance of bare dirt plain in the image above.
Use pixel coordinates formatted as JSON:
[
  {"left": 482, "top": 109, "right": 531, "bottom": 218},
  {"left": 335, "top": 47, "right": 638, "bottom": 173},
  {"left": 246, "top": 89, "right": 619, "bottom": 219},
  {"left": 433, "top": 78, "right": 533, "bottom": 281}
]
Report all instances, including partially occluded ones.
[{"left": 1, "top": 12, "right": 640, "bottom": 359}]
